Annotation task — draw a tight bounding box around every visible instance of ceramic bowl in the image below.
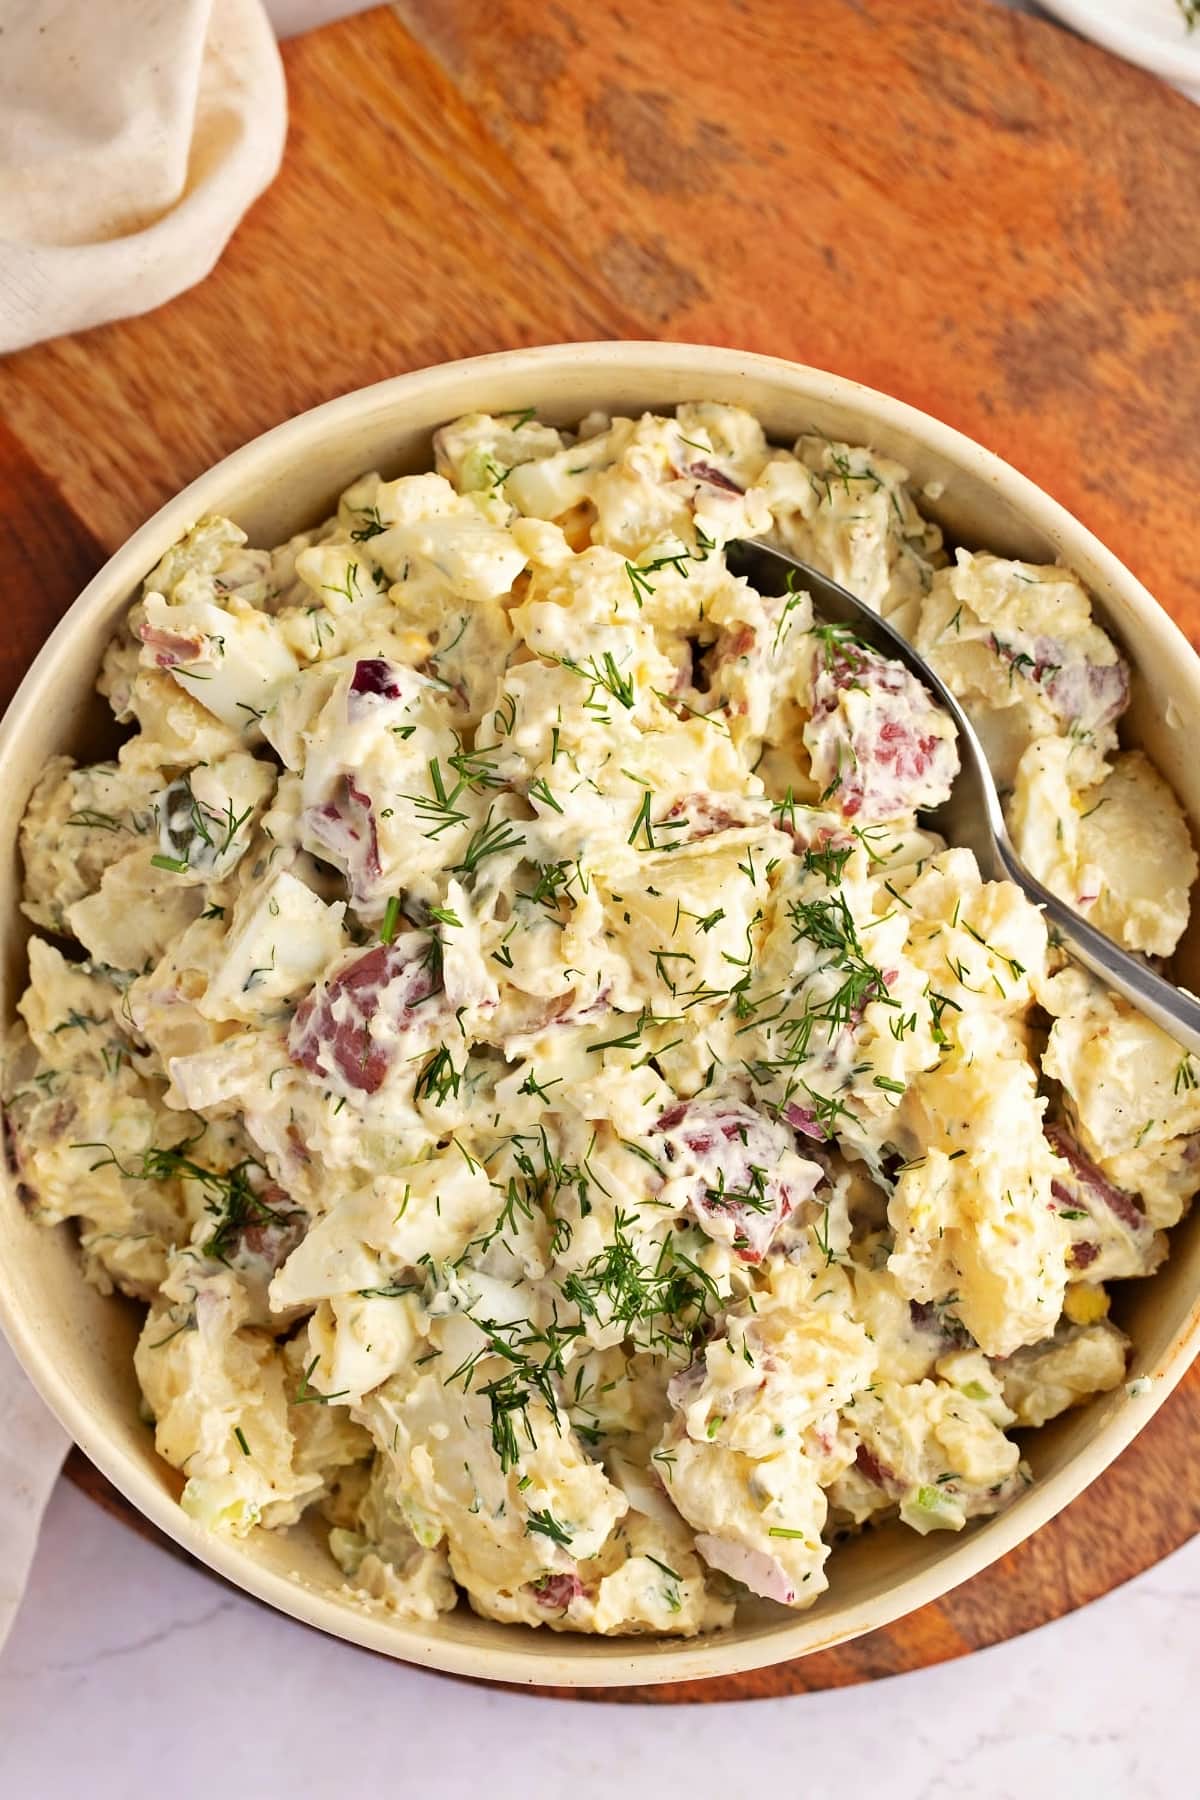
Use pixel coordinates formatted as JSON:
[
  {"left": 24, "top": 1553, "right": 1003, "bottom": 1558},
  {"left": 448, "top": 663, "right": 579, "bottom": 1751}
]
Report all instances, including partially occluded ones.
[{"left": 3, "top": 342, "right": 1198, "bottom": 1687}]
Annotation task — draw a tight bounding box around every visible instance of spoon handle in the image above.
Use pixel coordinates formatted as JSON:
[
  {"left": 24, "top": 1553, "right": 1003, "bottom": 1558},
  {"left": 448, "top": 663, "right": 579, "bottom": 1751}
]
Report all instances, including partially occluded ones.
[{"left": 992, "top": 837, "right": 1200, "bottom": 1058}]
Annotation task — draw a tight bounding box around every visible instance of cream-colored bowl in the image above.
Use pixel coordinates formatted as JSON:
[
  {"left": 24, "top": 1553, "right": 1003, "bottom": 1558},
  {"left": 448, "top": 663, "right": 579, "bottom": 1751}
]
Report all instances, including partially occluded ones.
[{"left": 3, "top": 343, "right": 1198, "bottom": 1687}]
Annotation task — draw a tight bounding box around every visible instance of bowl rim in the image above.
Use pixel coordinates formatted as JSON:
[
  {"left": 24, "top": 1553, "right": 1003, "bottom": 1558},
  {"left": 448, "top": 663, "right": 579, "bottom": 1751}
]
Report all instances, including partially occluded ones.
[{"left": 3, "top": 338, "right": 1199, "bottom": 1688}]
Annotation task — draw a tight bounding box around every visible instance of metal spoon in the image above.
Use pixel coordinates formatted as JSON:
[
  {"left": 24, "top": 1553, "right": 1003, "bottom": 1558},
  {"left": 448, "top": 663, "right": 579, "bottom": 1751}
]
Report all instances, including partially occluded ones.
[{"left": 726, "top": 537, "right": 1200, "bottom": 1057}]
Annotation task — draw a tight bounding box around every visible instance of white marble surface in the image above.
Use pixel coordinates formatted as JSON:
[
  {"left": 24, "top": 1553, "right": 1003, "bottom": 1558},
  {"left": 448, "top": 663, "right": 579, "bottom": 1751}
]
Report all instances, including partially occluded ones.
[
  {"left": 1, "top": 0, "right": 1192, "bottom": 1790},
  {"left": 0, "top": 1478, "right": 1194, "bottom": 1796}
]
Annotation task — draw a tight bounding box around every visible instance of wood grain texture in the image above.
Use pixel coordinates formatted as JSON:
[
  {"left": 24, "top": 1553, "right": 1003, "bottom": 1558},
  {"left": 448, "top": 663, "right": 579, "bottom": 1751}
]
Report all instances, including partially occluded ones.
[
  {"left": 6, "top": 0, "right": 1199, "bottom": 1701},
  {"left": 0, "top": 1, "right": 1197, "bottom": 619},
  {"left": 0, "top": 418, "right": 107, "bottom": 713}
]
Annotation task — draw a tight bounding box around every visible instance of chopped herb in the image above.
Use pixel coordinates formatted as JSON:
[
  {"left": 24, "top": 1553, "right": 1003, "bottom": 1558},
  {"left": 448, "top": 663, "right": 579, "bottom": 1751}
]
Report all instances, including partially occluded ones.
[
  {"left": 453, "top": 807, "right": 525, "bottom": 877},
  {"left": 556, "top": 651, "right": 636, "bottom": 711},
  {"left": 322, "top": 562, "right": 361, "bottom": 606},
  {"left": 414, "top": 1045, "right": 462, "bottom": 1105},
  {"left": 528, "top": 776, "right": 563, "bottom": 814},
  {"left": 350, "top": 505, "right": 386, "bottom": 542},
  {"left": 380, "top": 896, "right": 403, "bottom": 943},
  {"left": 294, "top": 1355, "right": 349, "bottom": 1406},
  {"left": 525, "top": 1509, "right": 573, "bottom": 1547}
]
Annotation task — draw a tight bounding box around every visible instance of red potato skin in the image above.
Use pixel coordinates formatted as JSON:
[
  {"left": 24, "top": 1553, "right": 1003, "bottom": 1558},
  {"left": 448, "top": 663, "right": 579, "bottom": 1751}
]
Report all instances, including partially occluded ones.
[
  {"left": 288, "top": 942, "right": 437, "bottom": 1094},
  {"left": 652, "top": 1099, "right": 820, "bottom": 1262},
  {"left": 527, "top": 1572, "right": 585, "bottom": 1611},
  {"left": 1045, "top": 1123, "right": 1149, "bottom": 1234},
  {"left": 808, "top": 640, "right": 958, "bottom": 824},
  {"left": 304, "top": 776, "right": 382, "bottom": 903},
  {"left": 347, "top": 658, "right": 406, "bottom": 708},
  {"left": 138, "top": 621, "right": 208, "bottom": 667}
]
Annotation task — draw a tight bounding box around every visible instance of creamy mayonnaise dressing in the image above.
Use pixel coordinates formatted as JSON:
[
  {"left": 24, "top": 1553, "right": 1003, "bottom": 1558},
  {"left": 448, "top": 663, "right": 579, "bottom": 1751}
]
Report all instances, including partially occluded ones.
[{"left": 7, "top": 403, "right": 1196, "bottom": 1635}]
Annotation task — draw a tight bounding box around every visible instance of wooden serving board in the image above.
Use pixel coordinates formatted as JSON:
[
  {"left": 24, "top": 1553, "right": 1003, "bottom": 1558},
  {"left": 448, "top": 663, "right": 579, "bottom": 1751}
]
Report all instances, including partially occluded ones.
[{"left": 4, "top": 0, "right": 1200, "bottom": 1701}]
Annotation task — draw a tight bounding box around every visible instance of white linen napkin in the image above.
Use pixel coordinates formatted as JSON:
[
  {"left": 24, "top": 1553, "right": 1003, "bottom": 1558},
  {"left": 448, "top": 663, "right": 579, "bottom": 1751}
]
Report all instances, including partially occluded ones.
[
  {"left": 0, "top": 1335, "right": 69, "bottom": 1652},
  {"left": 0, "top": 0, "right": 286, "bottom": 1653},
  {"left": 0, "top": 0, "right": 287, "bottom": 354}
]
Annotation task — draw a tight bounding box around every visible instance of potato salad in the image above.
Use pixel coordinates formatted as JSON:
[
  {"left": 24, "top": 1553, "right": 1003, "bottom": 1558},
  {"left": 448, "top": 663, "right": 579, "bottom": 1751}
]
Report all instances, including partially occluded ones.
[{"left": 7, "top": 402, "right": 1198, "bottom": 1637}]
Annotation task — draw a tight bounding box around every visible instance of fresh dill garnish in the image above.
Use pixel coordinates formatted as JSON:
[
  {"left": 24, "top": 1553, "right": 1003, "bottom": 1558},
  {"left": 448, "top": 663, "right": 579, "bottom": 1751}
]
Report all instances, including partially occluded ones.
[
  {"left": 414, "top": 1044, "right": 462, "bottom": 1105},
  {"left": 50, "top": 1008, "right": 102, "bottom": 1035},
  {"left": 559, "top": 1209, "right": 718, "bottom": 1357},
  {"left": 453, "top": 807, "right": 525, "bottom": 876},
  {"left": 783, "top": 889, "right": 889, "bottom": 1049},
  {"left": 70, "top": 1131, "right": 292, "bottom": 1265},
  {"left": 380, "top": 895, "right": 403, "bottom": 943},
  {"left": 809, "top": 620, "right": 871, "bottom": 671},
  {"left": 528, "top": 776, "right": 564, "bottom": 814},
  {"left": 555, "top": 651, "right": 636, "bottom": 711},
  {"left": 350, "top": 505, "right": 387, "bottom": 542},
  {"left": 801, "top": 838, "right": 856, "bottom": 884},
  {"left": 295, "top": 1355, "right": 349, "bottom": 1406},
  {"left": 772, "top": 569, "right": 808, "bottom": 654},
  {"left": 322, "top": 562, "right": 361, "bottom": 606},
  {"left": 525, "top": 1509, "right": 573, "bottom": 1547},
  {"left": 400, "top": 745, "right": 508, "bottom": 853}
]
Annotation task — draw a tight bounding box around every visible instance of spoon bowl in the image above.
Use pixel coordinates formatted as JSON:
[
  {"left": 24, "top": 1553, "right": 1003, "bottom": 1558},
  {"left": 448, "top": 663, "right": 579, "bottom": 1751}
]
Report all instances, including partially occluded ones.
[{"left": 728, "top": 537, "right": 1200, "bottom": 1056}]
